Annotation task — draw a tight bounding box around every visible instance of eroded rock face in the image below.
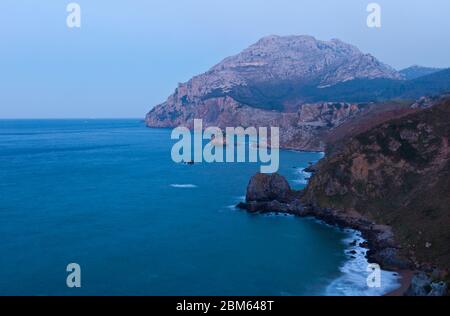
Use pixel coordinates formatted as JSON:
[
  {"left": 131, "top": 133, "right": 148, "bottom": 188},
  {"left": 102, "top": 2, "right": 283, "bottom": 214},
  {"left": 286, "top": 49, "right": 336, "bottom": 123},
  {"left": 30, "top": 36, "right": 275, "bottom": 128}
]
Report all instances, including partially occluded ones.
[
  {"left": 146, "top": 35, "right": 402, "bottom": 150},
  {"left": 146, "top": 99, "right": 366, "bottom": 151},
  {"left": 238, "top": 172, "right": 414, "bottom": 272},
  {"left": 246, "top": 173, "right": 292, "bottom": 203},
  {"left": 149, "top": 35, "right": 400, "bottom": 110},
  {"left": 303, "top": 97, "right": 450, "bottom": 272},
  {"left": 208, "top": 35, "right": 400, "bottom": 88},
  {"left": 235, "top": 98, "right": 449, "bottom": 295},
  {"left": 368, "top": 247, "right": 410, "bottom": 270}
]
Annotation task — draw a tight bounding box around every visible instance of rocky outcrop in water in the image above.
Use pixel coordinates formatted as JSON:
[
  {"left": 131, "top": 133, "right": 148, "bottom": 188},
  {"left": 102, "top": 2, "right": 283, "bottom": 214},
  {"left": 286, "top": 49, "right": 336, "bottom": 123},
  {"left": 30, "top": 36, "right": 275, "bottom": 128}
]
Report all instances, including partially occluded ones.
[
  {"left": 237, "top": 173, "right": 410, "bottom": 271},
  {"left": 238, "top": 96, "right": 450, "bottom": 295},
  {"left": 238, "top": 173, "right": 305, "bottom": 214},
  {"left": 245, "top": 173, "right": 292, "bottom": 203}
]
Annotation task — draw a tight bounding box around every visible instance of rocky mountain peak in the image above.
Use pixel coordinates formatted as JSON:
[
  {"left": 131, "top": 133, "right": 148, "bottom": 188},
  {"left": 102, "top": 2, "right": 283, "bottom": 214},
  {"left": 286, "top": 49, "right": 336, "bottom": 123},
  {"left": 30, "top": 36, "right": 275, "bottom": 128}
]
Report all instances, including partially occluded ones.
[
  {"left": 146, "top": 35, "right": 407, "bottom": 143},
  {"left": 208, "top": 35, "right": 400, "bottom": 87},
  {"left": 157, "top": 35, "right": 403, "bottom": 106}
]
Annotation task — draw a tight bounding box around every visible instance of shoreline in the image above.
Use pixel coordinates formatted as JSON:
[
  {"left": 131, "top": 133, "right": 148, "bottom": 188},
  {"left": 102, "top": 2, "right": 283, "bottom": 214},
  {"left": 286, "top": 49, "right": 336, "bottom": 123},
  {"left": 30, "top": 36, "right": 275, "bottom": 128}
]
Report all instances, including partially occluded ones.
[
  {"left": 326, "top": 228, "right": 405, "bottom": 296},
  {"left": 250, "top": 208, "right": 412, "bottom": 296},
  {"left": 237, "top": 163, "right": 414, "bottom": 296},
  {"left": 306, "top": 207, "right": 413, "bottom": 296},
  {"left": 237, "top": 180, "right": 414, "bottom": 296}
]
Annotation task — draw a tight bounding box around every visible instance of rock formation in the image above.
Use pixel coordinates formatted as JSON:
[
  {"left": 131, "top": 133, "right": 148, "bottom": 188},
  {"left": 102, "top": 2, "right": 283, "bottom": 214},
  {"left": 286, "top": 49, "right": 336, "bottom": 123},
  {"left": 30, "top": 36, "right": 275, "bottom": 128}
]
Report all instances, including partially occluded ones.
[
  {"left": 238, "top": 96, "right": 450, "bottom": 295},
  {"left": 146, "top": 35, "right": 450, "bottom": 151},
  {"left": 146, "top": 35, "right": 404, "bottom": 151},
  {"left": 245, "top": 173, "right": 292, "bottom": 203},
  {"left": 303, "top": 96, "right": 450, "bottom": 273}
]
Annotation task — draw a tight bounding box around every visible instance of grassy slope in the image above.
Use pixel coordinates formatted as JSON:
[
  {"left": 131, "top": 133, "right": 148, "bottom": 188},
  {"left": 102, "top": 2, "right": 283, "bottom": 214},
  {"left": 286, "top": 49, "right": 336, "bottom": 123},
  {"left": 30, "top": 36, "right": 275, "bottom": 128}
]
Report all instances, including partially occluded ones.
[{"left": 304, "top": 98, "right": 450, "bottom": 271}]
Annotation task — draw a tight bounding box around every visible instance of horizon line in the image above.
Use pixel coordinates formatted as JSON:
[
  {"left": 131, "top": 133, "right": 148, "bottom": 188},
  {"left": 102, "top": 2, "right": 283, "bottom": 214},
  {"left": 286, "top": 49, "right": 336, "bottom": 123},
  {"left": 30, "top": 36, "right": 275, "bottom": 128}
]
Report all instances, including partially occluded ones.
[{"left": 0, "top": 117, "right": 145, "bottom": 120}]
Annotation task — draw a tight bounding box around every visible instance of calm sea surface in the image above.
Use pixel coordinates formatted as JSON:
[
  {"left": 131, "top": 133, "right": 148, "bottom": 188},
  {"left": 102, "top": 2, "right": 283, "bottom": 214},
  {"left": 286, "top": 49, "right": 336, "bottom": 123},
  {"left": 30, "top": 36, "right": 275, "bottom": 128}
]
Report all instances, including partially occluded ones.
[{"left": 0, "top": 119, "right": 396, "bottom": 295}]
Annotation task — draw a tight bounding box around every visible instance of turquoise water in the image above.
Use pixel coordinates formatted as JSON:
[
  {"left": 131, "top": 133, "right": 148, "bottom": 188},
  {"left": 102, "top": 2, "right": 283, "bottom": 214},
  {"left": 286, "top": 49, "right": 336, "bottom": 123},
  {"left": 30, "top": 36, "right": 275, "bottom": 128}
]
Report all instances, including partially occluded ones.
[{"left": 0, "top": 119, "right": 352, "bottom": 295}]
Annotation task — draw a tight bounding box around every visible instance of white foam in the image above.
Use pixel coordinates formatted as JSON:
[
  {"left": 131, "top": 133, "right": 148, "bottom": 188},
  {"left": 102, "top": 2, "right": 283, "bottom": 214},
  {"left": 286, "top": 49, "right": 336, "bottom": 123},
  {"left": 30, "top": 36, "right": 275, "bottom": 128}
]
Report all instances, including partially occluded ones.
[
  {"left": 297, "top": 152, "right": 401, "bottom": 295},
  {"left": 325, "top": 230, "right": 401, "bottom": 296},
  {"left": 292, "top": 167, "right": 312, "bottom": 185},
  {"left": 262, "top": 212, "right": 295, "bottom": 218},
  {"left": 170, "top": 184, "right": 198, "bottom": 188},
  {"left": 291, "top": 151, "right": 323, "bottom": 185}
]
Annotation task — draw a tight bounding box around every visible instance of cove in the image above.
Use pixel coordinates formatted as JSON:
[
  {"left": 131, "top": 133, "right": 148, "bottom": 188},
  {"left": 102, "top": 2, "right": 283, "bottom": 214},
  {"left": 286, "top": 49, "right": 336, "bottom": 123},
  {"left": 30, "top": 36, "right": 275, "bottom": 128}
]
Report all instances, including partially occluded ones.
[{"left": 0, "top": 119, "right": 353, "bottom": 295}]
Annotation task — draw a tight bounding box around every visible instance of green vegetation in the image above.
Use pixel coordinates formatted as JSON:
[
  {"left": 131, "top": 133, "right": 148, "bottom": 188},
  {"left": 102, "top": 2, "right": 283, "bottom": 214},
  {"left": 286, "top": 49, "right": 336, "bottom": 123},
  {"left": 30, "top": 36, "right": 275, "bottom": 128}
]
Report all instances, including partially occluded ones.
[
  {"left": 204, "top": 69, "right": 450, "bottom": 111},
  {"left": 305, "top": 97, "right": 450, "bottom": 271}
]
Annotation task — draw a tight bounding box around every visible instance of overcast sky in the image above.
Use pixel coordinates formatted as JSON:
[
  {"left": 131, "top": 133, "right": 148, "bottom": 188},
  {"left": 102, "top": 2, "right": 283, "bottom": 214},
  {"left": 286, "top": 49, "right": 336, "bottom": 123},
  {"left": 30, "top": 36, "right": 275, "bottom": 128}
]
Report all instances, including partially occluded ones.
[{"left": 1, "top": 0, "right": 449, "bottom": 118}]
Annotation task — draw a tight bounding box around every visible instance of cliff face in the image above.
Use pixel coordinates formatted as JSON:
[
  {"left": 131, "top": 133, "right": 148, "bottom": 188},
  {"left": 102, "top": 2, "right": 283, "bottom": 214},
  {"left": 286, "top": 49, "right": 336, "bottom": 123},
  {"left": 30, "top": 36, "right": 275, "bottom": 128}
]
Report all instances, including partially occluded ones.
[
  {"left": 150, "top": 35, "right": 401, "bottom": 110},
  {"left": 146, "top": 35, "right": 402, "bottom": 150},
  {"left": 147, "top": 96, "right": 365, "bottom": 150},
  {"left": 303, "top": 97, "right": 450, "bottom": 271}
]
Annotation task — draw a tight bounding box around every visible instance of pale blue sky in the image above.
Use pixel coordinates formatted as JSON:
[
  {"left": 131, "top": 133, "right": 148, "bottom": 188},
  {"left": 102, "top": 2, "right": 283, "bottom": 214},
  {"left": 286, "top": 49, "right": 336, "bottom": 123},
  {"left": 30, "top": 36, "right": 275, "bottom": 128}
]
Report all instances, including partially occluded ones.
[{"left": 0, "top": 0, "right": 449, "bottom": 118}]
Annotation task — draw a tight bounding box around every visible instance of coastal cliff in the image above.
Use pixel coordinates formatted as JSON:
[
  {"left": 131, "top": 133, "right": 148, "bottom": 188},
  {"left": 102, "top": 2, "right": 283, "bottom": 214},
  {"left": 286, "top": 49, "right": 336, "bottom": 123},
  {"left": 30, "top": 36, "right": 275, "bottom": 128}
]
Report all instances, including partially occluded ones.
[
  {"left": 303, "top": 96, "right": 450, "bottom": 272},
  {"left": 238, "top": 96, "right": 450, "bottom": 295},
  {"left": 146, "top": 34, "right": 450, "bottom": 152},
  {"left": 146, "top": 35, "right": 403, "bottom": 151}
]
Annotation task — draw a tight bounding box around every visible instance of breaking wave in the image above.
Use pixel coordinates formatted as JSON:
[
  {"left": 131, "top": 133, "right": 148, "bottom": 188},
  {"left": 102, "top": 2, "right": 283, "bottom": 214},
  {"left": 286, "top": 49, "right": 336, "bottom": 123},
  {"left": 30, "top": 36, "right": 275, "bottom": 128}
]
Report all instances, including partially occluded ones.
[{"left": 325, "top": 230, "right": 401, "bottom": 296}]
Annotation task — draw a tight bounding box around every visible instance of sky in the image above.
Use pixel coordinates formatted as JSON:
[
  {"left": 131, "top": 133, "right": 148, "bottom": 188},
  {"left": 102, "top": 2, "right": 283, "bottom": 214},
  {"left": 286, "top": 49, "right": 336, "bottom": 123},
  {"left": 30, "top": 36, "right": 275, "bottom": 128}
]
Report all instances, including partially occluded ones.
[{"left": 0, "top": 0, "right": 449, "bottom": 118}]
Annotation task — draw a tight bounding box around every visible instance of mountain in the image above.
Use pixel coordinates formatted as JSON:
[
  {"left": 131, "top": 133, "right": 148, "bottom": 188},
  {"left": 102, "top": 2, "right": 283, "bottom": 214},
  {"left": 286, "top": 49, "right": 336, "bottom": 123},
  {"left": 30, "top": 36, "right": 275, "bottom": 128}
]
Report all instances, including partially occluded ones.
[
  {"left": 303, "top": 96, "right": 450, "bottom": 274},
  {"left": 308, "top": 68, "right": 450, "bottom": 103},
  {"left": 146, "top": 35, "right": 401, "bottom": 121},
  {"left": 400, "top": 65, "right": 444, "bottom": 80},
  {"left": 145, "top": 35, "right": 450, "bottom": 151}
]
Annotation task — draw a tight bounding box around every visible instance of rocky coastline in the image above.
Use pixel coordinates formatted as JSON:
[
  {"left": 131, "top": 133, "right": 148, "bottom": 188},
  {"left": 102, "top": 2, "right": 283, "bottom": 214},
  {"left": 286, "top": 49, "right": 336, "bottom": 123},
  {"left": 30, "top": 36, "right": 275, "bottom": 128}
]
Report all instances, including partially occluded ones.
[
  {"left": 144, "top": 34, "right": 450, "bottom": 296},
  {"left": 236, "top": 173, "right": 448, "bottom": 296}
]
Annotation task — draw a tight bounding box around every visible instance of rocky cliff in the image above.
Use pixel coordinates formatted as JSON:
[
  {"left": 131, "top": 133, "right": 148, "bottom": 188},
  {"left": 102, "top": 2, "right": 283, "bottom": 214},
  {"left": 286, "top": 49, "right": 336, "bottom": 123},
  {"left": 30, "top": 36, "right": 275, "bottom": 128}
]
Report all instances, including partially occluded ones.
[
  {"left": 237, "top": 97, "right": 450, "bottom": 295},
  {"left": 303, "top": 96, "right": 450, "bottom": 273},
  {"left": 146, "top": 35, "right": 403, "bottom": 150},
  {"left": 148, "top": 97, "right": 368, "bottom": 150}
]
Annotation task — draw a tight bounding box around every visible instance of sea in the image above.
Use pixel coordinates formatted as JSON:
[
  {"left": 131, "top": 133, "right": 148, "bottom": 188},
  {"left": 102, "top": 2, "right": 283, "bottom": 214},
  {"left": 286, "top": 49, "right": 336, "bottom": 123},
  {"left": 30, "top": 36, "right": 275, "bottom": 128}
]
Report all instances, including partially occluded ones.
[{"left": 0, "top": 119, "right": 401, "bottom": 295}]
